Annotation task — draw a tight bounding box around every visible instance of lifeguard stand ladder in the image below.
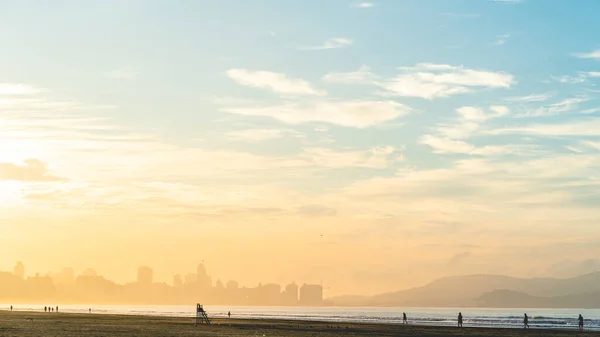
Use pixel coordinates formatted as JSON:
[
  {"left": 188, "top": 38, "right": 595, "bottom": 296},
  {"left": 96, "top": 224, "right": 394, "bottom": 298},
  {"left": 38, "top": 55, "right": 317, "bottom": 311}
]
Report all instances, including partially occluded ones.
[{"left": 195, "top": 304, "right": 211, "bottom": 326}]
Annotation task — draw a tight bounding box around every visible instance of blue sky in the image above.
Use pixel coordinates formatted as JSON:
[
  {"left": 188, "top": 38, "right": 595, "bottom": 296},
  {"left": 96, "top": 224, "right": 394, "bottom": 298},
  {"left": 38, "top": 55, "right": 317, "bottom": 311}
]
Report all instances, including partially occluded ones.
[{"left": 1, "top": 0, "right": 600, "bottom": 295}]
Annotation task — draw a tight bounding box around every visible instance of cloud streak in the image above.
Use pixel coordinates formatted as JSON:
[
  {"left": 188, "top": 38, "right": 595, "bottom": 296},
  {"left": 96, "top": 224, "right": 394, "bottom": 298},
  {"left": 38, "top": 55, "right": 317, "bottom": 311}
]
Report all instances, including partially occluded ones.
[{"left": 226, "top": 69, "right": 325, "bottom": 96}]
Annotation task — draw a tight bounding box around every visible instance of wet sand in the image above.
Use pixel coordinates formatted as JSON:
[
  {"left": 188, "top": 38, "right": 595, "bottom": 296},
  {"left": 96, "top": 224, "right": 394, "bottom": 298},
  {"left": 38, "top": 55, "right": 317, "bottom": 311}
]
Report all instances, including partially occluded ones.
[{"left": 0, "top": 310, "right": 597, "bottom": 336}]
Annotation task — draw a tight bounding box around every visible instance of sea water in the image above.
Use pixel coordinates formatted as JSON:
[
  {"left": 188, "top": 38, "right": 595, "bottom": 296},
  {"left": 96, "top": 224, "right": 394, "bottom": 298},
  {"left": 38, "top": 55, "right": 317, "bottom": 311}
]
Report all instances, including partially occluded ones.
[{"left": 3, "top": 305, "right": 599, "bottom": 330}]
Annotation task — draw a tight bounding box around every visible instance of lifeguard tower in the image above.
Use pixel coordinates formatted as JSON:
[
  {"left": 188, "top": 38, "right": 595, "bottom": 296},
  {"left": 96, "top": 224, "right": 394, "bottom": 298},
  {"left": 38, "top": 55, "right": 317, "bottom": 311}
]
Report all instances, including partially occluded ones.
[{"left": 195, "top": 304, "right": 211, "bottom": 326}]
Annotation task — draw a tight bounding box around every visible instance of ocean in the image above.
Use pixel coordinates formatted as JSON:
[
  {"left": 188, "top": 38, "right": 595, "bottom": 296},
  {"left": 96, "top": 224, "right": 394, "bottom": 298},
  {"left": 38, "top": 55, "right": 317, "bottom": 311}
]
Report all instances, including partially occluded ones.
[{"left": 4, "top": 305, "right": 599, "bottom": 330}]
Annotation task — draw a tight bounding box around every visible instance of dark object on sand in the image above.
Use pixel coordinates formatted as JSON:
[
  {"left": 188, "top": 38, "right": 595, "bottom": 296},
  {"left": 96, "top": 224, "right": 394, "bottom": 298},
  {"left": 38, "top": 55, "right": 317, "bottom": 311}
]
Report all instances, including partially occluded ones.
[{"left": 195, "top": 304, "right": 211, "bottom": 325}]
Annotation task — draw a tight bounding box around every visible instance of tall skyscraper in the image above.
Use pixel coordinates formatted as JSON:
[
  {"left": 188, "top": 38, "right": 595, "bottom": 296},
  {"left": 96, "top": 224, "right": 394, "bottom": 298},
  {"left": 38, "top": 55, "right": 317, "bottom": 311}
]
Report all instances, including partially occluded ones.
[
  {"left": 137, "top": 266, "right": 153, "bottom": 285},
  {"left": 196, "top": 263, "right": 212, "bottom": 289},
  {"left": 13, "top": 261, "right": 25, "bottom": 279}
]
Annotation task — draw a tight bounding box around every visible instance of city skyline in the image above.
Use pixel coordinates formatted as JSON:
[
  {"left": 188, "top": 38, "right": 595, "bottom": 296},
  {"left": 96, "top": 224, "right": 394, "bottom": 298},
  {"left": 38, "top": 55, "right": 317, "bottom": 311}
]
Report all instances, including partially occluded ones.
[{"left": 0, "top": 261, "right": 324, "bottom": 306}]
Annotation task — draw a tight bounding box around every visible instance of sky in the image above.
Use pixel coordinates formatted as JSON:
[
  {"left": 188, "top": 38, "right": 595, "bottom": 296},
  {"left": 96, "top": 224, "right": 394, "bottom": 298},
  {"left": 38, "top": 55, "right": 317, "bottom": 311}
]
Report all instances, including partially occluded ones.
[{"left": 1, "top": 0, "right": 600, "bottom": 297}]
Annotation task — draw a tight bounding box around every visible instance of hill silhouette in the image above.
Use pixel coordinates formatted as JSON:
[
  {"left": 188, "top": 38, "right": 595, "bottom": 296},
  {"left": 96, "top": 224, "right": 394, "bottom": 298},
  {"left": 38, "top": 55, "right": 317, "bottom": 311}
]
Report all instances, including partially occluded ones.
[{"left": 328, "top": 271, "right": 600, "bottom": 307}]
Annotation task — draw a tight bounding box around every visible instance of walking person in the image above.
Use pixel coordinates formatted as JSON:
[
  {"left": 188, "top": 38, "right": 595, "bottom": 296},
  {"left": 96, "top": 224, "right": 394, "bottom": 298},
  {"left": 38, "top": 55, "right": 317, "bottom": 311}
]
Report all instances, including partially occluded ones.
[
  {"left": 458, "top": 312, "right": 463, "bottom": 328},
  {"left": 523, "top": 313, "right": 529, "bottom": 329},
  {"left": 403, "top": 312, "right": 407, "bottom": 324},
  {"left": 579, "top": 314, "right": 584, "bottom": 331}
]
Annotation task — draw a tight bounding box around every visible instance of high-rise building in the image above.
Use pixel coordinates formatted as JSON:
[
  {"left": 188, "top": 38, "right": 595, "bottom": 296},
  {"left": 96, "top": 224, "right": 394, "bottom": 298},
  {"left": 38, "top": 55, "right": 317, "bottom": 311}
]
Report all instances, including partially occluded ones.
[
  {"left": 282, "top": 282, "right": 299, "bottom": 305},
  {"left": 13, "top": 261, "right": 25, "bottom": 279},
  {"left": 299, "top": 284, "right": 323, "bottom": 305},
  {"left": 137, "top": 266, "right": 153, "bottom": 285},
  {"left": 196, "top": 263, "right": 212, "bottom": 289},
  {"left": 173, "top": 274, "right": 183, "bottom": 288}
]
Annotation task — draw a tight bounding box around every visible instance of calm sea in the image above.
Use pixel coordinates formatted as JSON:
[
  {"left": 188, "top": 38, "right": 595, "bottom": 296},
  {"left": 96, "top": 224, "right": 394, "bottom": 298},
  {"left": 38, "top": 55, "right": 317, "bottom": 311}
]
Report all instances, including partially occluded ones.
[{"left": 4, "top": 305, "right": 599, "bottom": 330}]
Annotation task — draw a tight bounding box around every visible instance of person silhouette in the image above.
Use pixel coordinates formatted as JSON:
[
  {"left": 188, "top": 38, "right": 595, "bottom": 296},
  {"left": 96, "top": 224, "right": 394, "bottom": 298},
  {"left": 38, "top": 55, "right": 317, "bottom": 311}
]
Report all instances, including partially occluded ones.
[
  {"left": 458, "top": 312, "right": 463, "bottom": 328},
  {"left": 56, "top": 306, "right": 59, "bottom": 313},
  {"left": 403, "top": 312, "right": 407, "bottom": 324},
  {"left": 10, "top": 305, "right": 12, "bottom": 311},
  {"left": 44, "top": 306, "right": 47, "bottom": 313},
  {"left": 523, "top": 313, "right": 529, "bottom": 329},
  {"left": 228, "top": 311, "right": 231, "bottom": 318},
  {"left": 579, "top": 314, "right": 584, "bottom": 331}
]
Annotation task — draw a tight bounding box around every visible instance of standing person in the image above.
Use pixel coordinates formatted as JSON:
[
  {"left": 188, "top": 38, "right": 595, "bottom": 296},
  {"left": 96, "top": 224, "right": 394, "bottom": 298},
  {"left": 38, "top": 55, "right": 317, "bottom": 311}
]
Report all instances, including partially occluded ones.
[
  {"left": 56, "top": 306, "right": 59, "bottom": 313},
  {"left": 228, "top": 311, "right": 231, "bottom": 319},
  {"left": 44, "top": 306, "right": 47, "bottom": 313},
  {"left": 10, "top": 305, "right": 12, "bottom": 311},
  {"left": 579, "top": 314, "right": 584, "bottom": 331},
  {"left": 458, "top": 312, "right": 463, "bottom": 328},
  {"left": 523, "top": 313, "right": 529, "bottom": 329},
  {"left": 403, "top": 312, "right": 407, "bottom": 324}
]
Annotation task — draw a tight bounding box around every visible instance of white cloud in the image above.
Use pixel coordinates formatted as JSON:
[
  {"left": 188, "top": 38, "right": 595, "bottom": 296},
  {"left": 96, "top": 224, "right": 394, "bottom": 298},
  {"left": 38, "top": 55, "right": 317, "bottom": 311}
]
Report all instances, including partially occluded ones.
[
  {"left": 584, "top": 141, "right": 600, "bottom": 150},
  {"left": 379, "top": 63, "right": 515, "bottom": 99},
  {"left": 322, "top": 66, "right": 377, "bottom": 84},
  {"left": 419, "top": 135, "right": 518, "bottom": 156},
  {"left": 515, "top": 97, "right": 589, "bottom": 117},
  {"left": 551, "top": 73, "right": 587, "bottom": 84},
  {"left": 221, "top": 100, "right": 410, "bottom": 128},
  {"left": 573, "top": 49, "right": 600, "bottom": 60},
  {"left": 494, "top": 34, "right": 511, "bottom": 46},
  {"left": 506, "top": 92, "right": 553, "bottom": 102},
  {"left": 352, "top": 2, "right": 375, "bottom": 8},
  {"left": 226, "top": 69, "right": 325, "bottom": 96},
  {"left": 103, "top": 67, "right": 137, "bottom": 80},
  {"left": 224, "top": 129, "right": 302, "bottom": 142},
  {"left": 0, "top": 83, "right": 44, "bottom": 95},
  {"left": 301, "top": 38, "right": 353, "bottom": 50},
  {"left": 419, "top": 135, "right": 474, "bottom": 154},
  {"left": 491, "top": 119, "right": 600, "bottom": 136},
  {"left": 301, "top": 146, "right": 401, "bottom": 169}
]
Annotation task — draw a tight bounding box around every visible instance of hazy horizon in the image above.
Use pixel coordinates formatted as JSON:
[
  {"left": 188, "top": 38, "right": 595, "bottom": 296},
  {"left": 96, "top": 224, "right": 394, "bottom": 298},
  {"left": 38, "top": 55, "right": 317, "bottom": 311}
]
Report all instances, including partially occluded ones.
[{"left": 2, "top": 0, "right": 600, "bottom": 299}]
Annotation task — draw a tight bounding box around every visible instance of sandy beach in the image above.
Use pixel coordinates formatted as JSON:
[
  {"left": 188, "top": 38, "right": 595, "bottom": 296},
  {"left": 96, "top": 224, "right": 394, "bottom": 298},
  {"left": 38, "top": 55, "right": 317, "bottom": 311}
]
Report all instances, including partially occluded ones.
[{"left": 0, "top": 310, "right": 597, "bottom": 336}]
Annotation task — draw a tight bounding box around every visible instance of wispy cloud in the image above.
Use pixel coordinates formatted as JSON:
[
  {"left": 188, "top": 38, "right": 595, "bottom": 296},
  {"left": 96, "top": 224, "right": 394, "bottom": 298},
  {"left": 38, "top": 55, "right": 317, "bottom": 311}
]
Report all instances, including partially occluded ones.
[
  {"left": 0, "top": 83, "right": 44, "bottom": 95},
  {"left": 221, "top": 100, "right": 409, "bottom": 128},
  {"left": 491, "top": 119, "right": 600, "bottom": 137},
  {"left": 573, "top": 49, "right": 600, "bottom": 60},
  {"left": 300, "top": 38, "right": 353, "bottom": 50},
  {"left": 514, "top": 97, "right": 590, "bottom": 118},
  {"left": 440, "top": 12, "right": 480, "bottom": 18},
  {"left": 322, "top": 65, "right": 378, "bottom": 85},
  {"left": 378, "top": 63, "right": 515, "bottom": 99},
  {"left": 224, "top": 129, "right": 303, "bottom": 142},
  {"left": 352, "top": 2, "right": 375, "bottom": 8},
  {"left": 0, "top": 159, "right": 64, "bottom": 182},
  {"left": 506, "top": 92, "right": 554, "bottom": 102},
  {"left": 494, "top": 34, "right": 511, "bottom": 46},
  {"left": 551, "top": 73, "right": 589, "bottom": 84},
  {"left": 226, "top": 69, "right": 325, "bottom": 96}
]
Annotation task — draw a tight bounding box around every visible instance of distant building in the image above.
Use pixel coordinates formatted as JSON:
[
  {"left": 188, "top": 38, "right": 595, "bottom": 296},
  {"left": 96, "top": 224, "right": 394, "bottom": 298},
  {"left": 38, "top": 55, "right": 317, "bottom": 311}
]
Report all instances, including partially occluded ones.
[
  {"left": 299, "top": 284, "right": 323, "bottom": 305},
  {"left": 137, "top": 266, "right": 153, "bottom": 285},
  {"left": 173, "top": 274, "right": 183, "bottom": 288},
  {"left": 13, "top": 261, "right": 25, "bottom": 279},
  {"left": 282, "top": 282, "right": 299, "bottom": 305},
  {"left": 216, "top": 279, "right": 224, "bottom": 289},
  {"left": 196, "top": 263, "right": 212, "bottom": 289},
  {"left": 185, "top": 273, "right": 197, "bottom": 284},
  {"left": 226, "top": 280, "right": 239, "bottom": 290}
]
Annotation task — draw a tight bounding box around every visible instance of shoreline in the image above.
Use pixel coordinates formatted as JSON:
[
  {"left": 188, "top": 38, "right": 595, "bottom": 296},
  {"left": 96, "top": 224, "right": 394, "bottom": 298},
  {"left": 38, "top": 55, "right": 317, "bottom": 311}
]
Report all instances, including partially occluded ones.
[{"left": 0, "top": 310, "right": 595, "bottom": 336}]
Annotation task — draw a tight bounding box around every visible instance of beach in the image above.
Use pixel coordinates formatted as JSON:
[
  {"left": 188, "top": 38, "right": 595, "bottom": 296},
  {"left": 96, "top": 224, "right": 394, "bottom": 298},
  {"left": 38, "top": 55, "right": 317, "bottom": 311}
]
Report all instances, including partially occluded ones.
[{"left": 0, "top": 311, "right": 596, "bottom": 336}]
